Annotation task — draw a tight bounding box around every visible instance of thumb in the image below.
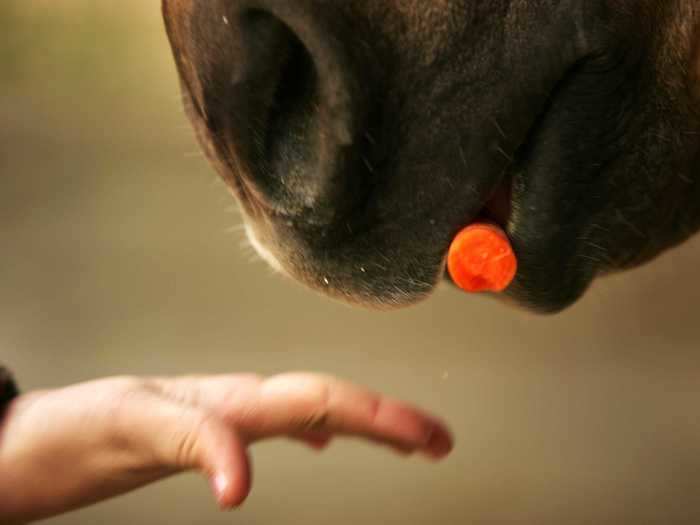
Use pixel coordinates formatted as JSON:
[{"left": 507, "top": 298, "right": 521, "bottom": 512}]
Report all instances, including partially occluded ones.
[
  {"left": 181, "top": 413, "right": 252, "bottom": 510},
  {"left": 130, "top": 394, "right": 252, "bottom": 509}
]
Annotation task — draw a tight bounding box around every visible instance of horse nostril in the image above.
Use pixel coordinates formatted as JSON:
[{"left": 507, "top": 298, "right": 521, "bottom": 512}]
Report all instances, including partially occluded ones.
[
  {"left": 263, "top": 13, "right": 319, "bottom": 158},
  {"left": 167, "top": 2, "right": 373, "bottom": 226},
  {"left": 222, "top": 10, "right": 320, "bottom": 205},
  {"left": 201, "top": 6, "right": 362, "bottom": 225}
]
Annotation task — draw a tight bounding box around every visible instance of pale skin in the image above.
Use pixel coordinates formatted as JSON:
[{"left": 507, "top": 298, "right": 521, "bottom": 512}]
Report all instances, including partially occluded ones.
[{"left": 0, "top": 373, "right": 453, "bottom": 524}]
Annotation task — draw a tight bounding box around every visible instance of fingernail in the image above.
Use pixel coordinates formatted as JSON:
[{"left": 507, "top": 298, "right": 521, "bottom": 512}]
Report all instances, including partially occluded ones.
[
  {"left": 424, "top": 427, "right": 454, "bottom": 460},
  {"left": 212, "top": 473, "right": 231, "bottom": 508}
]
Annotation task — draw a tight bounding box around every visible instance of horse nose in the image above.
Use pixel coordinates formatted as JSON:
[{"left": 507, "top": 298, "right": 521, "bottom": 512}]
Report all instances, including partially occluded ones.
[{"left": 167, "top": 1, "right": 376, "bottom": 225}]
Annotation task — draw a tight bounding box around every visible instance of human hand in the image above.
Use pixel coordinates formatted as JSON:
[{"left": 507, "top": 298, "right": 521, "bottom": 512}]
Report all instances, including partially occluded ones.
[{"left": 0, "top": 373, "right": 452, "bottom": 523}]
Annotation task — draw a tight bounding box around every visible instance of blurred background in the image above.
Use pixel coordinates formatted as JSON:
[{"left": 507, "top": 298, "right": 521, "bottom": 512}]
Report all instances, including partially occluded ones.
[{"left": 3, "top": 3, "right": 700, "bottom": 524}]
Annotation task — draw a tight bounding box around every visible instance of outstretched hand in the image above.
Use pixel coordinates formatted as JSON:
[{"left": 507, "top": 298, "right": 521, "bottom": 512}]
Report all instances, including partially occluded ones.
[{"left": 0, "top": 373, "right": 452, "bottom": 523}]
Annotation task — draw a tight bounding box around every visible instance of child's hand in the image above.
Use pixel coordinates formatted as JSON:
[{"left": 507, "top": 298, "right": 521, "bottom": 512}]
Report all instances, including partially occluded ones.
[{"left": 0, "top": 373, "right": 452, "bottom": 523}]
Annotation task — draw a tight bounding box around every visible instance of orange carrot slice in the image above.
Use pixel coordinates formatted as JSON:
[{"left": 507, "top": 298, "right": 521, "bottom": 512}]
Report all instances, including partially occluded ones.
[{"left": 447, "top": 223, "right": 517, "bottom": 293}]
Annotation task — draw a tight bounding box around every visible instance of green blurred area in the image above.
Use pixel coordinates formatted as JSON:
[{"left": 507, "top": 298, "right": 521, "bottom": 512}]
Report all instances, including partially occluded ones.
[
  {"left": 1, "top": 3, "right": 175, "bottom": 148},
  {"left": 2, "top": 4, "right": 135, "bottom": 86},
  {"left": 3, "top": 3, "right": 700, "bottom": 525}
]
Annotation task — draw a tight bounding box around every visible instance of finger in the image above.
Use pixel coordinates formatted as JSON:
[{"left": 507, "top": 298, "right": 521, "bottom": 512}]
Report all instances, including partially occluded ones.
[
  {"left": 423, "top": 421, "right": 454, "bottom": 459},
  {"left": 194, "top": 418, "right": 252, "bottom": 509},
  {"left": 231, "top": 373, "right": 454, "bottom": 457},
  {"left": 126, "top": 393, "right": 252, "bottom": 509},
  {"left": 152, "top": 373, "right": 454, "bottom": 458},
  {"left": 148, "top": 375, "right": 332, "bottom": 453}
]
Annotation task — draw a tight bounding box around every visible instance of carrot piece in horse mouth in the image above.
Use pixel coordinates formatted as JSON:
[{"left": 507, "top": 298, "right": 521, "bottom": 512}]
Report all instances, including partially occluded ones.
[{"left": 447, "top": 223, "right": 517, "bottom": 293}]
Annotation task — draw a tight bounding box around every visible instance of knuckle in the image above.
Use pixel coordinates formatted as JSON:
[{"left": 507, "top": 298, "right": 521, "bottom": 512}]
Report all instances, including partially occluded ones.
[
  {"left": 262, "top": 373, "right": 334, "bottom": 431},
  {"left": 299, "top": 409, "right": 329, "bottom": 432},
  {"left": 174, "top": 410, "right": 216, "bottom": 469},
  {"left": 298, "top": 381, "right": 331, "bottom": 431},
  {"left": 367, "top": 396, "right": 382, "bottom": 427}
]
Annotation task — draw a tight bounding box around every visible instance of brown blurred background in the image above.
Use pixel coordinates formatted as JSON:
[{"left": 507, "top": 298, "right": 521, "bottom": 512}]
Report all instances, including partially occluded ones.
[{"left": 3, "top": 3, "right": 700, "bottom": 524}]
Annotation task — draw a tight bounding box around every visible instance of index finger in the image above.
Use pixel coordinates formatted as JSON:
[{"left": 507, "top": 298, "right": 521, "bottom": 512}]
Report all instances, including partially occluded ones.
[{"left": 231, "top": 373, "right": 453, "bottom": 458}]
